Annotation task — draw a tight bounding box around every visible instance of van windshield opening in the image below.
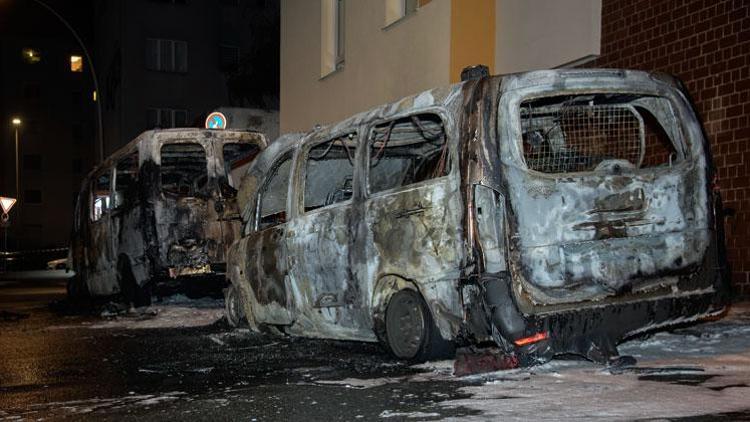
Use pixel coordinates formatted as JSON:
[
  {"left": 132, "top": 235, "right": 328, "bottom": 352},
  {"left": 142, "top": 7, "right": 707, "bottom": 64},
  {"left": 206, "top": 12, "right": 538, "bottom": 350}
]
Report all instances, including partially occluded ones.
[
  {"left": 519, "top": 94, "right": 683, "bottom": 174},
  {"left": 160, "top": 143, "right": 209, "bottom": 197}
]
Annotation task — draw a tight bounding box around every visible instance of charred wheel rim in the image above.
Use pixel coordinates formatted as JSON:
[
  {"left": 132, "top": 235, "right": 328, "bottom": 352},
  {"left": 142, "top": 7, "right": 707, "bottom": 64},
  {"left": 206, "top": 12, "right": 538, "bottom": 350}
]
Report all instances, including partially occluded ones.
[
  {"left": 385, "top": 290, "right": 426, "bottom": 359},
  {"left": 225, "top": 285, "right": 243, "bottom": 327}
]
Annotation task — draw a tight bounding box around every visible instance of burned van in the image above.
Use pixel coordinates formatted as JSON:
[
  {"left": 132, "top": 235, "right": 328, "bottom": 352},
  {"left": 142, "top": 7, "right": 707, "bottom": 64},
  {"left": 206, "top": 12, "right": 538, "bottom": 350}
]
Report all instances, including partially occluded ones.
[
  {"left": 69, "top": 128, "right": 266, "bottom": 305},
  {"left": 225, "top": 69, "right": 729, "bottom": 365}
]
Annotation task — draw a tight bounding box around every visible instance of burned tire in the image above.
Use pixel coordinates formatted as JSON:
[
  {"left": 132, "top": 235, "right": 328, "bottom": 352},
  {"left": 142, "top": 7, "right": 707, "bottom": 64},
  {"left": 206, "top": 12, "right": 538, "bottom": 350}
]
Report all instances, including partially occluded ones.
[
  {"left": 117, "top": 258, "right": 151, "bottom": 308},
  {"left": 66, "top": 274, "right": 89, "bottom": 302},
  {"left": 224, "top": 283, "right": 246, "bottom": 327},
  {"left": 385, "top": 289, "right": 452, "bottom": 361}
]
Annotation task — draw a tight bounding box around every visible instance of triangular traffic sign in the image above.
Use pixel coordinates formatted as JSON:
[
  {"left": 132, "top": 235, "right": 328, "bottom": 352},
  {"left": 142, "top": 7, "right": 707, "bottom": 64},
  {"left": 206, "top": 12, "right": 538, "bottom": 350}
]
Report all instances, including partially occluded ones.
[{"left": 0, "top": 197, "right": 17, "bottom": 214}]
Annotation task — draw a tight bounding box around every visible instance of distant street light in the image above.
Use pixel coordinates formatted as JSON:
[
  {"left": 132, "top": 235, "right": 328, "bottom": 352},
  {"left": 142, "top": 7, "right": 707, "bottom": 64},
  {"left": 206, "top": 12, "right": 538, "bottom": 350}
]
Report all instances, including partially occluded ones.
[
  {"left": 31, "top": 0, "right": 104, "bottom": 163},
  {"left": 11, "top": 117, "right": 21, "bottom": 200}
]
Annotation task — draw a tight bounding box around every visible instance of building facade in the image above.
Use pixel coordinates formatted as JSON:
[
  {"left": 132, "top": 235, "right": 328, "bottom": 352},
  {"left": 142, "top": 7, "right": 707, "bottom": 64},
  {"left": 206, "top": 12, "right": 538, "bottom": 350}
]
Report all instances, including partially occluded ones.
[
  {"left": 94, "top": 0, "right": 279, "bottom": 154},
  {"left": 280, "top": 0, "right": 750, "bottom": 299},
  {"left": 0, "top": 0, "right": 96, "bottom": 251},
  {"left": 279, "top": 0, "right": 601, "bottom": 132}
]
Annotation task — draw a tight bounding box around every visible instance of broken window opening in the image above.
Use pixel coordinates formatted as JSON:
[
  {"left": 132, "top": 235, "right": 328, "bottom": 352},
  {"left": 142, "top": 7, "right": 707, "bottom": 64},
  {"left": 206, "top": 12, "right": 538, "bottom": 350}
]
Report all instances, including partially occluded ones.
[
  {"left": 368, "top": 113, "right": 448, "bottom": 194},
  {"left": 223, "top": 143, "right": 261, "bottom": 189},
  {"left": 91, "top": 171, "right": 111, "bottom": 221},
  {"left": 257, "top": 152, "right": 293, "bottom": 231},
  {"left": 114, "top": 152, "right": 138, "bottom": 209},
  {"left": 520, "top": 94, "right": 683, "bottom": 174},
  {"left": 160, "top": 143, "right": 209, "bottom": 197},
  {"left": 304, "top": 133, "right": 357, "bottom": 212}
]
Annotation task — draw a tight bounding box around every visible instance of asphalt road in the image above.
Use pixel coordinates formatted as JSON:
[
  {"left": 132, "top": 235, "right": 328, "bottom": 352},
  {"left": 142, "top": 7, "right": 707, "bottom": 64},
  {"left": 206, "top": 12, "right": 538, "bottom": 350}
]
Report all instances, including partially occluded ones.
[{"left": 1, "top": 275, "right": 749, "bottom": 421}]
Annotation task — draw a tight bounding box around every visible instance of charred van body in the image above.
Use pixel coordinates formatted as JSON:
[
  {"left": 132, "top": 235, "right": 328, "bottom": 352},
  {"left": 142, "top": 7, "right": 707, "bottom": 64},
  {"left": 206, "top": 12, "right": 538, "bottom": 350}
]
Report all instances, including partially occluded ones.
[
  {"left": 69, "top": 128, "right": 266, "bottom": 305},
  {"left": 226, "top": 69, "right": 729, "bottom": 365}
]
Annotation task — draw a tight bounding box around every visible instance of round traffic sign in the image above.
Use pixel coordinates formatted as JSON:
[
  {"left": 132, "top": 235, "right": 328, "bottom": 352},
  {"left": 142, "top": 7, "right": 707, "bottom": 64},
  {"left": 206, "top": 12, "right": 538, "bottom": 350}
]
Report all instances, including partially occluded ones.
[{"left": 205, "top": 112, "right": 228, "bottom": 130}]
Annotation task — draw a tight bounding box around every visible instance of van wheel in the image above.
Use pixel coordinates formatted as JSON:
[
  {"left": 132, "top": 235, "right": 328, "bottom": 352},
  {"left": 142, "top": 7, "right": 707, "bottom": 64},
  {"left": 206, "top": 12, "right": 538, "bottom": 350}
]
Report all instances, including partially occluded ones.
[
  {"left": 224, "top": 284, "right": 246, "bottom": 327},
  {"left": 66, "top": 274, "right": 90, "bottom": 303},
  {"left": 117, "top": 259, "right": 151, "bottom": 308},
  {"left": 385, "top": 289, "right": 452, "bottom": 361}
]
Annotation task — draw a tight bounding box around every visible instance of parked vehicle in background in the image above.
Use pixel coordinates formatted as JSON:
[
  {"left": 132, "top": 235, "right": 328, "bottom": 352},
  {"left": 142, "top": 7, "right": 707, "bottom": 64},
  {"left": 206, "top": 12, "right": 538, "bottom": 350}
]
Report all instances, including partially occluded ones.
[
  {"left": 225, "top": 69, "right": 729, "bottom": 365},
  {"left": 69, "top": 128, "right": 267, "bottom": 305}
]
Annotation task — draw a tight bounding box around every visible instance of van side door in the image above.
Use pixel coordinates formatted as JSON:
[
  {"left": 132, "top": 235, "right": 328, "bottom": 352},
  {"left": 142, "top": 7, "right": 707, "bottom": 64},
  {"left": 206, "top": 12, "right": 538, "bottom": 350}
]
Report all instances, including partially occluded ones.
[
  {"left": 285, "top": 132, "right": 364, "bottom": 337},
  {"left": 363, "top": 113, "right": 464, "bottom": 330},
  {"left": 243, "top": 151, "right": 295, "bottom": 325}
]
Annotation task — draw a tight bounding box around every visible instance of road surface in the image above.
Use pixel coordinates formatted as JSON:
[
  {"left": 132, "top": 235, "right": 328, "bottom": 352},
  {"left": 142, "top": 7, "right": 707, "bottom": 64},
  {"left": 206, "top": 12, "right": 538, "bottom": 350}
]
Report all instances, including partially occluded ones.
[{"left": 1, "top": 275, "right": 749, "bottom": 421}]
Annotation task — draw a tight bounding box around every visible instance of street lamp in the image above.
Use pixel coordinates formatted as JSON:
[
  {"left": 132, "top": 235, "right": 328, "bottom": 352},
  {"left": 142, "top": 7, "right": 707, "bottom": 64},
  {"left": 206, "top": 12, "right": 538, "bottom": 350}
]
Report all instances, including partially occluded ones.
[{"left": 11, "top": 117, "right": 21, "bottom": 200}]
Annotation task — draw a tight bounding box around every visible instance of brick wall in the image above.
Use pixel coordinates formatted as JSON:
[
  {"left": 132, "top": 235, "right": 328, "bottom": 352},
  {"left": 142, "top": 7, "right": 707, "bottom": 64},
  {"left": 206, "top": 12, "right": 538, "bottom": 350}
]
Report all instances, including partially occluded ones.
[{"left": 591, "top": 0, "right": 750, "bottom": 299}]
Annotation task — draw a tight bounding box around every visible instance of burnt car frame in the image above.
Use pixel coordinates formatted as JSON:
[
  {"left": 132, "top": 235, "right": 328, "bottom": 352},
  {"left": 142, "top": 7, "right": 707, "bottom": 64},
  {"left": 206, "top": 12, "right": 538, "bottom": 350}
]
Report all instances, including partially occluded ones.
[
  {"left": 69, "top": 128, "right": 267, "bottom": 305},
  {"left": 226, "top": 69, "right": 729, "bottom": 365}
]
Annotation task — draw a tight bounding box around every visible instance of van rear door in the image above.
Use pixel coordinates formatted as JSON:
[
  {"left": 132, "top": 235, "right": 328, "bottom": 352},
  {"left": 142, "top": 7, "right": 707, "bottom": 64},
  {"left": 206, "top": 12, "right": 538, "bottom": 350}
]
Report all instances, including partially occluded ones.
[{"left": 499, "top": 78, "right": 714, "bottom": 308}]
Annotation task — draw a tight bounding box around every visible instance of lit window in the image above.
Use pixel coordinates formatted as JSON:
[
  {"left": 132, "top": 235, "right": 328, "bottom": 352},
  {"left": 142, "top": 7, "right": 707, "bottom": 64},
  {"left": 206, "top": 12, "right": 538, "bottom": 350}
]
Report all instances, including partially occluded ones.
[
  {"left": 21, "top": 48, "right": 41, "bottom": 64},
  {"left": 70, "top": 55, "right": 83, "bottom": 72}
]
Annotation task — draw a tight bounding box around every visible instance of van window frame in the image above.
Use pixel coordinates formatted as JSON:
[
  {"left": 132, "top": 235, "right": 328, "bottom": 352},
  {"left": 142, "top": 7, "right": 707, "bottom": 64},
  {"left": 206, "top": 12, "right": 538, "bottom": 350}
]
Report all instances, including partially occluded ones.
[
  {"left": 112, "top": 150, "right": 140, "bottom": 210},
  {"left": 89, "top": 167, "right": 113, "bottom": 222},
  {"left": 158, "top": 141, "right": 211, "bottom": 198},
  {"left": 298, "top": 131, "right": 359, "bottom": 215},
  {"left": 254, "top": 150, "right": 295, "bottom": 233},
  {"left": 506, "top": 89, "right": 691, "bottom": 179},
  {"left": 364, "top": 110, "right": 453, "bottom": 198}
]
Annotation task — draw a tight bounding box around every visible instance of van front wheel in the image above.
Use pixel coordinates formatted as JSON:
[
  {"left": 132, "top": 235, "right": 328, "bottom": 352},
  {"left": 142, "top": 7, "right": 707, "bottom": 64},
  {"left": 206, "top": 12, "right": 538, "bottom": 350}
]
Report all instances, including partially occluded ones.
[
  {"left": 224, "top": 284, "right": 245, "bottom": 327},
  {"left": 385, "top": 289, "right": 445, "bottom": 361}
]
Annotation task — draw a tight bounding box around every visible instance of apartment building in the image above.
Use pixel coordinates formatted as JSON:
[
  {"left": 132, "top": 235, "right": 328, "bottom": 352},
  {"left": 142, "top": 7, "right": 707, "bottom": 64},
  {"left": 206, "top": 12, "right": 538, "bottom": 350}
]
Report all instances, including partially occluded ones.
[
  {"left": 94, "top": 0, "right": 279, "bottom": 153},
  {"left": 280, "top": 0, "right": 601, "bottom": 132}
]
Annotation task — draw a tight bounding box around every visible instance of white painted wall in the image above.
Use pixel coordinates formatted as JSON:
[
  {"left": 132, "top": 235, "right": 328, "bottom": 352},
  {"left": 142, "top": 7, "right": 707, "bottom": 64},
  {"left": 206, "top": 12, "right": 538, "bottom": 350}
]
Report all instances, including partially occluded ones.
[
  {"left": 281, "top": 0, "right": 452, "bottom": 133},
  {"left": 495, "top": 0, "right": 601, "bottom": 74}
]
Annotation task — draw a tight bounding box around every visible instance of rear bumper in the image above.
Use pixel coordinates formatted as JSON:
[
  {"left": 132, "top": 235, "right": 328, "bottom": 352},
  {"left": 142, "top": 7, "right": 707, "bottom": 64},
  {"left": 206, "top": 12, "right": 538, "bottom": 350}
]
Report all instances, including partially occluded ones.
[{"left": 480, "top": 255, "right": 728, "bottom": 366}]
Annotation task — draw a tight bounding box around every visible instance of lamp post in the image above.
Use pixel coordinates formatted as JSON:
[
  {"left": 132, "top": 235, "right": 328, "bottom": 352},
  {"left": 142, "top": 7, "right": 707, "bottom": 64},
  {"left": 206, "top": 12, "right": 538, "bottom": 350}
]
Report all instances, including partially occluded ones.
[
  {"left": 31, "top": 0, "right": 104, "bottom": 163},
  {"left": 11, "top": 118, "right": 21, "bottom": 200}
]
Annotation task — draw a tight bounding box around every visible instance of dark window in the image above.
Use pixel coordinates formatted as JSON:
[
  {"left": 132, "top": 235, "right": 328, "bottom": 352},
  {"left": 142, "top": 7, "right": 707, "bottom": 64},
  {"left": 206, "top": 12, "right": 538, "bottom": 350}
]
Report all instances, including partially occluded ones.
[
  {"left": 72, "top": 124, "right": 83, "bottom": 141},
  {"left": 336, "top": 0, "right": 345, "bottom": 67},
  {"left": 147, "top": 108, "right": 188, "bottom": 129},
  {"left": 114, "top": 152, "right": 138, "bottom": 208},
  {"left": 257, "top": 153, "right": 293, "bottom": 231},
  {"left": 24, "top": 83, "right": 41, "bottom": 100},
  {"left": 160, "top": 143, "right": 208, "bottom": 197},
  {"left": 219, "top": 44, "right": 240, "bottom": 70},
  {"left": 220, "top": 0, "right": 239, "bottom": 6},
  {"left": 24, "top": 189, "right": 42, "bottom": 204},
  {"left": 368, "top": 114, "right": 449, "bottom": 194},
  {"left": 71, "top": 91, "right": 83, "bottom": 108},
  {"left": 304, "top": 133, "right": 357, "bottom": 211},
  {"left": 23, "top": 154, "right": 42, "bottom": 171},
  {"left": 223, "top": 143, "right": 261, "bottom": 188},
  {"left": 146, "top": 38, "right": 188, "bottom": 72},
  {"left": 72, "top": 158, "right": 82, "bottom": 174}
]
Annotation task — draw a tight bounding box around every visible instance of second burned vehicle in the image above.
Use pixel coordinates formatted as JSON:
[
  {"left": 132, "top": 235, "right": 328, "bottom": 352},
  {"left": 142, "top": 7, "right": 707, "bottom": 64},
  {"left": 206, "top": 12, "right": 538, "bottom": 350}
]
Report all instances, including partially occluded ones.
[
  {"left": 69, "top": 128, "right": 267, "bottom": 305},
  {"left": 225, "top": 69, "right": 729, "bottom": 365}
]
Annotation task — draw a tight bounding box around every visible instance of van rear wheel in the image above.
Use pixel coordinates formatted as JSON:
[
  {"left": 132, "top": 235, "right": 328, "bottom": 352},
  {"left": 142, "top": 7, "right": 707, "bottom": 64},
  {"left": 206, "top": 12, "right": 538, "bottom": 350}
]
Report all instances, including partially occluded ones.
[
  {"left": 385, "top": 289, "right": 449, "bottom": 361},
  {"left": 117, "top": 259, "right": 151, "bottom": 308},
  {"left": 224, "top": 284, "right": 245, "bottom": 327}
]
